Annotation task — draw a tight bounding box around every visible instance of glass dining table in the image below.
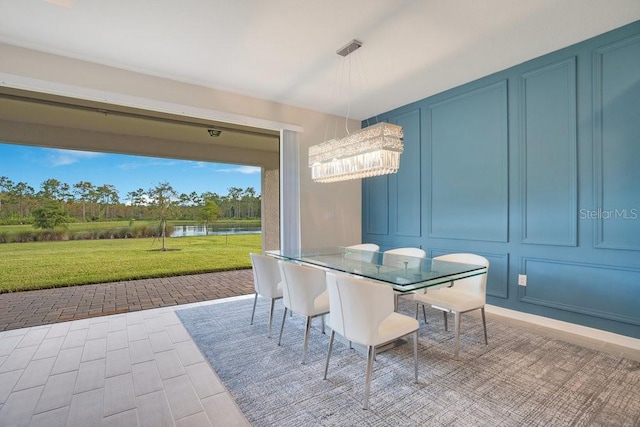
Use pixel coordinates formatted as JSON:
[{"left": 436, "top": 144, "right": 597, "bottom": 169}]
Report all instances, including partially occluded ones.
[{"left": 266, "top": 246, "right": 487, "bottom": 293}]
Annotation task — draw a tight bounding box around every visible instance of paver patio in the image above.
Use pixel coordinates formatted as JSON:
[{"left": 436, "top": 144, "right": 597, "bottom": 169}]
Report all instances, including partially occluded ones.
[{"left": 0, "top": 269, "right": 254, "bottom": 331}]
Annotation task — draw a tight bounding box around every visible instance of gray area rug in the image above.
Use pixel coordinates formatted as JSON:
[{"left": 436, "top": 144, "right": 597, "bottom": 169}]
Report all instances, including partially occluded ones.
[{"left": 176, "top": 298, "right": 640, "bottom": 426}]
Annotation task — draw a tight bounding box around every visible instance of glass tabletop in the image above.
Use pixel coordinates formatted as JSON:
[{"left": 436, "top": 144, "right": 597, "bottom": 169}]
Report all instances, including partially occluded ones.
[{"left": 266, "top": 246, "right": 487, "bottom": 293}]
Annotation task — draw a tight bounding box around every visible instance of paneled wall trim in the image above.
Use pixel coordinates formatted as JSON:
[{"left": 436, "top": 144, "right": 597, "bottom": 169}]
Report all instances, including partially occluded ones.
[
  {"left": 390, "top": 109, "right": 422, "bottom": 237},
  {"left": 364, "top": 175, "right": 389, "bottom": 235},
  {"left": 520, "top": 257, "right": 640, "bottom": 326},
  {"left": 427, "top": 81, "right": 509, "bottom": 242},
  {"left": 592, "top": 33, "right": 640, "bottom": 251},
  {"left": 520, "top": 57, "right": 577, "bottom": 246},
  {"left": 363, "top": 20, "right": 640, "bottom": 338}
]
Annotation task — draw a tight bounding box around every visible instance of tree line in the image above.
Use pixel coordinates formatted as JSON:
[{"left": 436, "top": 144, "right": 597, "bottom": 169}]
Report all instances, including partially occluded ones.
[{"left": 0, "top": 176, "right": 261, "bottom": 226}]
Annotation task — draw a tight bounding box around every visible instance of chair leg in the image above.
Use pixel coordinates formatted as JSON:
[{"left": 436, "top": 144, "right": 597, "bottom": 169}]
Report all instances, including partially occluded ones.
[
  {"left": 454, "top": 312, "right": 461, "bottom": 358},
  {"left": 302, "top": 316, "right": 312, "bottom": 364},
  {"left": 443, "top": 310, "right": 448, "bottom": 331},
  {"left": 278, "top": 307, "right": 288, "bottom": 346},
  {"left": 481, "top": 307, "right": 488, "bottom": 345},
  {"left": 250, "top": 293, "right": 258, "bottom": 325},
  {"left": 363, "top": 345, "right": 375, "bottom": 410},
  {"left": 323, "top": 329, "right": 335, "bottom": 380},
  {"left": 415, "top": 303, "right": 428, "bottom": 325},
  {"left": 267, "top": 297, "right": 276, "bottom": 338},
  {"left": 413, "top": 331, "right": 418, "bottom": 383}
]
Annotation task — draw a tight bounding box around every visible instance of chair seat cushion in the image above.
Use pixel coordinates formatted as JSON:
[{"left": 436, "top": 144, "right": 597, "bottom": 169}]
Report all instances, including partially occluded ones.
[
  {"left": 415, "top": 288, "right": 484, "bottom": 313},
  {"left": 374, "top": 313, "right": 419, "bottom": 346}
]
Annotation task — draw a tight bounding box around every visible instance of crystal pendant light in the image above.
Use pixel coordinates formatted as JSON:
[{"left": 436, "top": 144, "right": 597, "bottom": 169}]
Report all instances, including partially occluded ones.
[
  {"left": 309, "top": 40, "right": 404, "bottom": 183},
  {"left": 309, "top": 122, "right": 403, "bottom": 183}
]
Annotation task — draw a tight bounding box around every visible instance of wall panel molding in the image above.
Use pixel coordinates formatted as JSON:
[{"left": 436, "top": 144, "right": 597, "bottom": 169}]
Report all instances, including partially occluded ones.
[
  {"left": 427, "top": 81, "right": 509, "bottom": 242},
  {"left": 363, "top": 175, "right": 389, "bottom": 235},
  {"left": 391, "top": 109, "right": 422, "bottom": 237},
  {"left": 520, "top": 57, "right": 577, "bottom": 246},
  {"left": 363, "top": 21, "right": 640, "bottom": 338},
  {"left": 592, "top": 34, "right": 640, "bottom": 251},
  {"left": 520, "top": 257, "right": 640, "bottom": 326}
]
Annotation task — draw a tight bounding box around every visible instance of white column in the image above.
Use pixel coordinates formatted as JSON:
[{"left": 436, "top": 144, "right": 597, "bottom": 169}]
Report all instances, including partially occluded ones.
[{"left": 280, "top": 129, "right": 301, "bottom": 252}]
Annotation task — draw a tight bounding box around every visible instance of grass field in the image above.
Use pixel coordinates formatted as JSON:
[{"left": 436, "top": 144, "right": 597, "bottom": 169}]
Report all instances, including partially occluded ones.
[
  {"left": 0, "top": 234, "right": 261, "bottom": 293},
  {"left": 0, "top": 219, "right": 261, "bottom": 243},
  {"left": 0, "top": 219, "right": 261, "bottom": 234}
]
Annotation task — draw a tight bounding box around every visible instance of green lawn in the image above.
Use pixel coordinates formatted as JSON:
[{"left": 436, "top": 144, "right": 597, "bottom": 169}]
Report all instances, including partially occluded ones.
[
  {"left": 0, "top": 234, "right": 260, "bottom": 293},
  {"left": 0, "top": 219, "right": 261, "bottom": 234}
]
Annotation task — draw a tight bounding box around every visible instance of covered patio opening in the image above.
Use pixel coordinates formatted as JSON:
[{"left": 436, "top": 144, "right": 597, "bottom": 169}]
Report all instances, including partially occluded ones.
[{"left": 0, "top": 87, "right": 283, "bottom": 252}]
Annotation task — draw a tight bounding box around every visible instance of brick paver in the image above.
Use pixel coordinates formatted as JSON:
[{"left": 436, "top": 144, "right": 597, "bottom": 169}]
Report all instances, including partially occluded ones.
[{"left": 0, "top": 269, "right": 255, "bottom": 331}]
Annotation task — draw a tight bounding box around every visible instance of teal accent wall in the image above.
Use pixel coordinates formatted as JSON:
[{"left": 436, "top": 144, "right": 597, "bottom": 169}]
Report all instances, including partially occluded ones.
[{"left": 362, "top": 20, "right": 640, "bottom": 338}]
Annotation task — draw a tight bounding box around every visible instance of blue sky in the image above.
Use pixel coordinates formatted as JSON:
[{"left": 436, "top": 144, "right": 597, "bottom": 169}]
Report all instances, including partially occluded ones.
[{"left": 0, "top": 143, "right": 261, "bottom": 200}]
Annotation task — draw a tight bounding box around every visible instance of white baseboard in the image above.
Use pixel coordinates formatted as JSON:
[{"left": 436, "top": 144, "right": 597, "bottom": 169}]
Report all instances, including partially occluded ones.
[{"left": 485, "top": 304, "right": 640, "bottom": 351}]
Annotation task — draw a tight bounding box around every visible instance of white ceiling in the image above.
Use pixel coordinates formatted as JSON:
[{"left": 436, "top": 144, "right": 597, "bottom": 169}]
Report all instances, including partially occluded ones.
[{"left": 1, "top": 0, "right": 640, "bottom": 120}]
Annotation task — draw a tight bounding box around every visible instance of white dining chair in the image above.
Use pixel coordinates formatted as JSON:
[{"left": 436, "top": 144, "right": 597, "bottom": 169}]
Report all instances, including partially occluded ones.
[
  {"left": 277, "top": 260, "right": 330, "bottom": 364},
  {"left": 324, "top": 272, "right": 419, "bottom": 410},
  {"left": 382, "top": 247, "right": 426, "bottom": 270},
  {"left": 414, "top": 253, "right": 490, "bottom": 357},
  {"left": 249, "top": 253, "right": 283, "bottom": 338},
  {"left": 382, "top": 247, "right": 427, "bottom": 309},
  {"left": 345, "top": 243, "right": 380, "bottom": 263}
]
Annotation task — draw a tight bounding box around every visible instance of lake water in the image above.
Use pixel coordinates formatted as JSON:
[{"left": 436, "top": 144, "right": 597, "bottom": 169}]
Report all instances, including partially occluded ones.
[{"left": 170, "top": 225, "right": 261, "bottom": 237}]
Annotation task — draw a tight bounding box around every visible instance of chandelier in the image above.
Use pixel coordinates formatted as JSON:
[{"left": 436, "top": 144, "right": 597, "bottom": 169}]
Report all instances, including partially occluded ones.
[
  {"left": 309, "top": 122, "right": 403, "bottom": 183},
  {"left": 309, "top": 39, "right": 404, "bottom": 183}
]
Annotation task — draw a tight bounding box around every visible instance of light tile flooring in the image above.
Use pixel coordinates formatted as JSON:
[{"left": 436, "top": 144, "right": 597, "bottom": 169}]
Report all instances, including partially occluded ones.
[
  {"left": 1, "top": 296, "right": 639, "bottom": 427},
  {"left": 0, "top": 297, "right": 250, "bottom": 427}
]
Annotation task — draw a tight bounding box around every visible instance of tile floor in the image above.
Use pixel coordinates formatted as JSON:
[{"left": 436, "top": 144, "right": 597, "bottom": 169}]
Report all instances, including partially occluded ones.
[
  {"left": 1, "top": 295, "right": 638, "bottom": 427},
  {"left": 0, "top": 297, "right": 250, "bottom": 427}
]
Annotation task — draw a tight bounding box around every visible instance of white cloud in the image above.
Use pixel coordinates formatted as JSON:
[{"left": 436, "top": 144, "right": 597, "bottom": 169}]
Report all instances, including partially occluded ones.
[
  {"left": 217, "top": 166, "right": 261, "bottom": 174},
  {"left": 118, "top": 160, "right": 177, "bottom": 170},
  {"left": 47, "top": 149, "right": 103, "bottom": 166}
]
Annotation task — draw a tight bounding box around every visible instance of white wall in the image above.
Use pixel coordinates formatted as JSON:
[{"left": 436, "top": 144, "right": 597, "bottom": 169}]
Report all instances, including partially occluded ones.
[{"left": 0, "top": 43, "right": 362, "bottom": 248}]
